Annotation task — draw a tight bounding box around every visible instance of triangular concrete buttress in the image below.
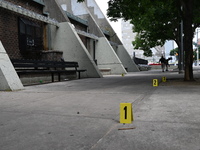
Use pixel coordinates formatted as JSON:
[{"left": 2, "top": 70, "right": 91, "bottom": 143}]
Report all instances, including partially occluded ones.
[
  {"left": 117, "top": 45, "right": 140, "bottom": 72},
  {"left": 96, "top": 37, "right": 127, "bottom": 75},
  {"left": 0, "top": 41, "right": 24, "bottom": 91}
]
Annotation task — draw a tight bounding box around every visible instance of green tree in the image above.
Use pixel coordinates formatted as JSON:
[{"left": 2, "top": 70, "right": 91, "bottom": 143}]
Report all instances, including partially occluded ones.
[
  {"left": 192, "top": 42, "right": 200, "bottom": 61},
  {"left": 170, "top": 48, "right": 179, "bottom": 56},
  {"left": 193, "top": 47, "right": 200, "bottom": 61},
  {"left": 132, "top": 34, "right": 153, "bottom": 57},
  {"left": 170, "top": 47, "right": 179, "bottom": 61}
]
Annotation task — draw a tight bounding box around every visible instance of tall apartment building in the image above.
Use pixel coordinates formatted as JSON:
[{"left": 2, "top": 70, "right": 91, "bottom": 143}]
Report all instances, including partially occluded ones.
[
  {"left": 121, "top": 20, "right": 169, "bottom": 63},
  {"left": 121, "top": 20, "right": 144, "bottom": 59}
]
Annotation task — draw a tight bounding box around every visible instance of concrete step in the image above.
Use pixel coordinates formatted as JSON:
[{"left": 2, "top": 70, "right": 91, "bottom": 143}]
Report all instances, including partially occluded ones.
[{"left": 99, "top": 68, "right": 111, "bottom": 75}]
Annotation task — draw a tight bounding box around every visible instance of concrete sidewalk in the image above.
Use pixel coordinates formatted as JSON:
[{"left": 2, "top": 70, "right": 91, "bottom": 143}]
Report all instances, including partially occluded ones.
[{"left": 0, "top": 70, "right": 200, "bottom": 150}]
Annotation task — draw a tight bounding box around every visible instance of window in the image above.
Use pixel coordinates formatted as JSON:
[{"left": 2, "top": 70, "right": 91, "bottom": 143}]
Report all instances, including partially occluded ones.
[{"left": 18, "top": 17, "right": 43, "bottom": 54}]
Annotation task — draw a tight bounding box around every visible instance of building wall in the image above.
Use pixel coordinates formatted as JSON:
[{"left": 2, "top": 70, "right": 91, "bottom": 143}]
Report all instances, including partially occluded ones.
[
  {"left": 51, "top": 22, "right": 102, "bottom": 78},
  {"left": 69, "top": 18, "right": 88, "bottom": 47},
  {"left": 0, "top": 0, "right": 44, "bottom": 59},
  {"left": 56, "top": 0, "right": 104, "bottom": 61},
  {"left": 0, "top": 8, "right": 20, "bottom": 59},
  {"left": 86, "top": 0, "right": 122, "bottom": 45},
  {"left": 5, "top": 0, "right": 43, "bottom": 14},
  {"left": 43, "top": 0, "right": 69, "bottom": 23}
]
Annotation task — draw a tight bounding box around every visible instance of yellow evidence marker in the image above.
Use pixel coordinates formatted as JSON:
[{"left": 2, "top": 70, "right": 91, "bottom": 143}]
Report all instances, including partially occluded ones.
[
  {"left": 153, "top": 79, "right": 158, "bottom": 87},
  {"left": 162, "top": 76, "right": 167, "bottom": 82},
  {"left": 120, "top": 103, "right": 134, "bottom": 124}
]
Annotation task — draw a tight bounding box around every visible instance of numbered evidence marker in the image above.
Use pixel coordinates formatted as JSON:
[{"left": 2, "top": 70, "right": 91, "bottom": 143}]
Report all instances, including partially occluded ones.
[
  {"left": 120, "top": 103, "right": 134, "bottom": 124},
  {"left": 162, "top": 76, "right": 167, "bottom": 82},
  {"left": 153, "top": 79, "right": 159, "bottom": 87}
]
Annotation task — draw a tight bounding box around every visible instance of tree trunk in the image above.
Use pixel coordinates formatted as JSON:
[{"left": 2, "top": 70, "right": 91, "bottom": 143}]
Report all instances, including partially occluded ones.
[{"left": 183, "top": 0, "right": 194, "bottom": 81}]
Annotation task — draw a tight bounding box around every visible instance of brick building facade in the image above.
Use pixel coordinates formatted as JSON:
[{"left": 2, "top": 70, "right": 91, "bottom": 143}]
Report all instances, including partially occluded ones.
[{"left": 0, "top": 0, "right": 44, "bottom": 59}]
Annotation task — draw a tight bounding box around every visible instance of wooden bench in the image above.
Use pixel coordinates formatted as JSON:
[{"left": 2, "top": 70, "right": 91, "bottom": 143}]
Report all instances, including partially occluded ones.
[{"left": 11, "top": 59, "right": 86, "bottom": 82}]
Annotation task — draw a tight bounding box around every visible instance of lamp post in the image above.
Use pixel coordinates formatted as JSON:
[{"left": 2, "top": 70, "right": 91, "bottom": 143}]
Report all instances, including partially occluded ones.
[{"left": 179, "top": 16, "right": 184, "bottom": 73}]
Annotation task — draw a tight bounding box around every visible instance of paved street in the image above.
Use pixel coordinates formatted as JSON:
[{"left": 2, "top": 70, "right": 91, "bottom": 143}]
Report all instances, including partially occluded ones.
[{"left": 0, "top": 70, "right": 200, "bottom": 150}]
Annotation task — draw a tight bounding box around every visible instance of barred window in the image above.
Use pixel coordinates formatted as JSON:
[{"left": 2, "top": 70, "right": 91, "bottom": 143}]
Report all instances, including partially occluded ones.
[{"left": 18, "top": 17, "right": 43, "bottom": 53}]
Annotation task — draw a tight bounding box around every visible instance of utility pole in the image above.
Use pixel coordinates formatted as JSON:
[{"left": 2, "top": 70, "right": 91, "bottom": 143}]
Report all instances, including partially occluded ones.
[
  {"left": 197, "top": 28, "right": 199, "bottom": 66},
  {"left": 179, "top": 6, "right": 184, "bottom": 73}
]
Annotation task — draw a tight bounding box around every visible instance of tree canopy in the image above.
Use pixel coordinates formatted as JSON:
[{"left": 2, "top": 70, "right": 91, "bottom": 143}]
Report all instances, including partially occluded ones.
[{"left": 106, "top": 0, "right": 200, "bottom": 80}]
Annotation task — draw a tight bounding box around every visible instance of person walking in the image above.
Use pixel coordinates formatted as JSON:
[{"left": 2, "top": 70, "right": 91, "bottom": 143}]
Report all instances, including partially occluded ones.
[{"left": 159, "top": 56, "right": 166, "bottom": 72}]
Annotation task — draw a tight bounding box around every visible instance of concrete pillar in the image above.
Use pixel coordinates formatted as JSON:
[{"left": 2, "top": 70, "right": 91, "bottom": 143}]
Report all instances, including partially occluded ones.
[{"left": 0, "top": 41, "right": 24, "bottom": 91}]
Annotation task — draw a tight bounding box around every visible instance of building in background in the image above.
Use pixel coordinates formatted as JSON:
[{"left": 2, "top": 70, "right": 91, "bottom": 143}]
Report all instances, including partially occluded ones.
[
  {"left": 121, "top": 20, "right": 144, "bottom": 59},
  {"left": 121, "top": 20, "right": 177, "bottom": 63}
]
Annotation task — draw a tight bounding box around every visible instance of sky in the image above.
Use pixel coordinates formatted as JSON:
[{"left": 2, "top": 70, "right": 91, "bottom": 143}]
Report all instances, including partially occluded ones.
[{"left": 95, "top": 0, "right": 122, "bottom": 40}]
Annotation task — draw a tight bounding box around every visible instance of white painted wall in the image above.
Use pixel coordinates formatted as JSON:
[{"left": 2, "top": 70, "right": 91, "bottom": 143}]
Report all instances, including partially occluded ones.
[
  {"left": 51, "top": 22, "right": 102, "bottom": 78},
  {"left": 117, "top": 45, "right": 140, "bottom": 72},
  {"left": 0, "top": 41, "right": 24, "bottom": 91},
  {"left": 96, "top": 37, "right": 127, "bottom": 74}
]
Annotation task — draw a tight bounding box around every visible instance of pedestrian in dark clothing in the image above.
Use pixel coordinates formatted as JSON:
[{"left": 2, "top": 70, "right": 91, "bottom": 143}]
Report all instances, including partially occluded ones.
[{"left": 159, "top": 56, "right": 166, "bottom": 72}]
